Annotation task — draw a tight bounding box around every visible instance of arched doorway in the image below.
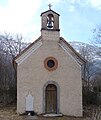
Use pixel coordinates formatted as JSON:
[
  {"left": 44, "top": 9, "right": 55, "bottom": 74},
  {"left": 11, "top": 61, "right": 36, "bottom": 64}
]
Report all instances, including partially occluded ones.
[{"left": 45, "top": 84, "right": 57, "bottom": 113}]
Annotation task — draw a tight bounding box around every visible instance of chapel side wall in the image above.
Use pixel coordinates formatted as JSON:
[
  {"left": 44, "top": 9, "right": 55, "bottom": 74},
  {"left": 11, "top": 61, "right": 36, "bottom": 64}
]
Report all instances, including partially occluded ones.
[
  {"left": 17, "top": 66, "right": 26, "bottom": 114},
  {"left": 17, "top": 61, "right": 44, "bottom": 114},
  {"left": 17, "top": 31, "right": 82, "bottom": 116},
  {"left": 59, "top": 66, "right": 82, "bottom": 116}
]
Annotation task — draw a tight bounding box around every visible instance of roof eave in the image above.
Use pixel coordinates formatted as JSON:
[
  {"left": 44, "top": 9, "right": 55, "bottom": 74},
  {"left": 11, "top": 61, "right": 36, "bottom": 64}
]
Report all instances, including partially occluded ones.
[
  {"left": 41, "top": 9, "right": 60, "bottom": 16},
  {"left": 14, "top": 36, "right": 42, "bottom": 62},
  {"left": 59, "top": 37, "right": 86, "bottom": 64}
]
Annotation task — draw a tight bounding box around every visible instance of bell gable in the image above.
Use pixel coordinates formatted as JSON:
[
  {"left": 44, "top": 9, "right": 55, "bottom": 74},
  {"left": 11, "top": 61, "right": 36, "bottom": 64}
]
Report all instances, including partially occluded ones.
[{"left": 41, "top": 9, "right": 60, "bottom": 31}]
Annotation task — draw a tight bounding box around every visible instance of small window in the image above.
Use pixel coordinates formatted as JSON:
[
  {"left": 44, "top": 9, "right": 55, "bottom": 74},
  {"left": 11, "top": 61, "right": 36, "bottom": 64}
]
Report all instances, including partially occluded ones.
[{"left": 44, "top": 57, "right": 58, "bottom": 71}]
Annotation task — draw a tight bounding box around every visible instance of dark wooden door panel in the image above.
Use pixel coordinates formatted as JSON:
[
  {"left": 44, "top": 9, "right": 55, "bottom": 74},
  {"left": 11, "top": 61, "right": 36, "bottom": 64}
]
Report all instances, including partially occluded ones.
[{"left": 45, "top": 84, "right": 57, "bottom": 113}]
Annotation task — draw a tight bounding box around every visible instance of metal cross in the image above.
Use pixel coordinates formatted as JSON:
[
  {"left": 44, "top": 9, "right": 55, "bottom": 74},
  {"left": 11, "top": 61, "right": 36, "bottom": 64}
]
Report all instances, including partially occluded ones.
[{"left": 48, "top": 3, "right": 52, "bottom": 10}]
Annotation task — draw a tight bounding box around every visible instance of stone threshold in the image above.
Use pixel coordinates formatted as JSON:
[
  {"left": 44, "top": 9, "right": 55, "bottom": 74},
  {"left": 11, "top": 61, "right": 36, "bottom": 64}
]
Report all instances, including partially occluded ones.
[{"left": 43, "top": 113, "right": 63, "bottom": 117}]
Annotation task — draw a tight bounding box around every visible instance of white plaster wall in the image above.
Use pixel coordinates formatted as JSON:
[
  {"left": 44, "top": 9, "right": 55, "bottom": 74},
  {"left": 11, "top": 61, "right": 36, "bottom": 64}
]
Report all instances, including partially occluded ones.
[{"left": 17, "top": 31, "right": 82, "bottom": 116}]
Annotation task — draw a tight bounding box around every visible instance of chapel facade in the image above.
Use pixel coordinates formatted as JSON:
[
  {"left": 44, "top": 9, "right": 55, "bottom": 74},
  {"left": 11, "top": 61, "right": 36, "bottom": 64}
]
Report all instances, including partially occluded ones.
[{"left": 15, "top": 7, "right": 85, "bottom": 116}]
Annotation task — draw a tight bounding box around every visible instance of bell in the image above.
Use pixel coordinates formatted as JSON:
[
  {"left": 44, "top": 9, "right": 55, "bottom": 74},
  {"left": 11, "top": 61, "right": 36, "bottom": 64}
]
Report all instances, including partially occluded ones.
[{"left": 47, "top": 21, "right": 53, "bottom": 28}]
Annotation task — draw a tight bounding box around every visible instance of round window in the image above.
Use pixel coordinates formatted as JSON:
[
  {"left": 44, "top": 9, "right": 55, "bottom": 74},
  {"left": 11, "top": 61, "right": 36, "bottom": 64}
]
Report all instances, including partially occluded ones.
[
  {"left": 47, "top": 60, "right": 55, "bottom": 68},
  {"left": 44, "top": 57, "right": 58, "bottom": 71}
]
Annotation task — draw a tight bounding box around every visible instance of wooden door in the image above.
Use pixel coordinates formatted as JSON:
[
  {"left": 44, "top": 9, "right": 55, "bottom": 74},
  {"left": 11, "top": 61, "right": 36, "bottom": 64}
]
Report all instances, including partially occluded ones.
[{"left": 45, "top": 84, "right": 57, "bottom": 113}]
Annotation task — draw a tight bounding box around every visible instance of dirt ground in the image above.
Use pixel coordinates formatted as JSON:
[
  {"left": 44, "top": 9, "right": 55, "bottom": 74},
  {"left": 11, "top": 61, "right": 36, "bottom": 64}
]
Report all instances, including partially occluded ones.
[{"left": 0, "top": 105, "right": 91, "bottom": 120}]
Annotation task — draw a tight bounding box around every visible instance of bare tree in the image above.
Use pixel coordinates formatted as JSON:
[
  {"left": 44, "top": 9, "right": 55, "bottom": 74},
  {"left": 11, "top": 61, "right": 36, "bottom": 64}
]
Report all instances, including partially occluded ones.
[
  {"left": 79, "top": 44, "right": 97, "bottom": 80},
  {"left": 0, "top": 32, "right": 29, "bottom": 104},
  {"left": 91, "top": 24, "right": 101, "bottom": 57},
  {"left": 89, "top": 24, "right": 101, "bottom": 105},
  {"left": 0, "top": 32, "right": 28, "bottom": 58},
  {"left": 79, "top": 44, "right": 99, "bottom": 104}
]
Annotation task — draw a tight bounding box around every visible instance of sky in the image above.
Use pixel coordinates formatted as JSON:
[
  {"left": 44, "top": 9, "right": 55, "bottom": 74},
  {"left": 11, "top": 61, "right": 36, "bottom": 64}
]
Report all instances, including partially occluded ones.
[{"left": 0, "top": 0, "right": 101, "bottom": 43}]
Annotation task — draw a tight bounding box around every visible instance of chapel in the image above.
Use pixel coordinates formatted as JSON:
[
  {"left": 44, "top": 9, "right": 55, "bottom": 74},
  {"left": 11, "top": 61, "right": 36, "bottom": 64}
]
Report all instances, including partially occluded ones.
[{"left": 14, "top": 5, "right": 85, "bottom": 116}]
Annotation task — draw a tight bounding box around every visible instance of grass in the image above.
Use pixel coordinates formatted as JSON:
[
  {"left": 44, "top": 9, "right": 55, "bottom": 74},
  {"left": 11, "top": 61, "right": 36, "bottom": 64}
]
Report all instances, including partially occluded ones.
[{"left": 0, "top": 104, "right": 94, "bottom": 120}]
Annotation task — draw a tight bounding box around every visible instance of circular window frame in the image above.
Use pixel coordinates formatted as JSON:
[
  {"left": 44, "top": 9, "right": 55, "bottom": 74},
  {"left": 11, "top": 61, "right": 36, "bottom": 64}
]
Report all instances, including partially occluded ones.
[{"left": 44, "top": 57, "right": 58, "bottom": 71}]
